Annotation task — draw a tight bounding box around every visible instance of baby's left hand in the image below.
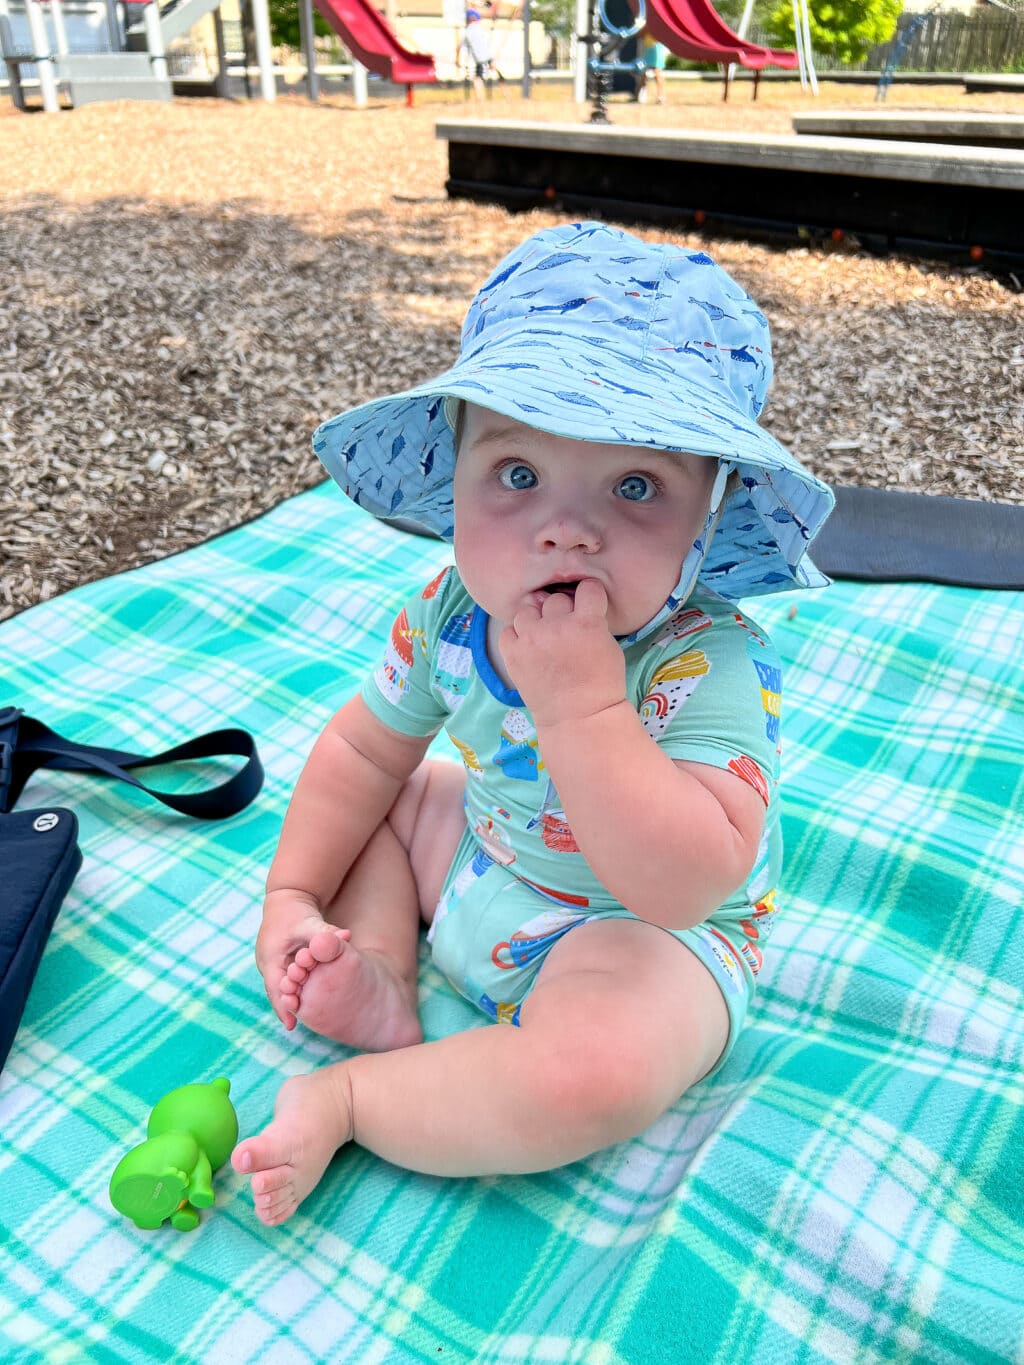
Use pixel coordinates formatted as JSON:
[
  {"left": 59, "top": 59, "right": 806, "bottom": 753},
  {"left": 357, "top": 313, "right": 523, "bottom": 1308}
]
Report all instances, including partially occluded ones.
[{"left": 498, "top": 578, "right": 626, "bottom": 728}]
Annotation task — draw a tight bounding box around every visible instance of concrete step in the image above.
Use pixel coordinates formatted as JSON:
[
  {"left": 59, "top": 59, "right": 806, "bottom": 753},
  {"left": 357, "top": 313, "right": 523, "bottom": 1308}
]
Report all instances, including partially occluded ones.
[
  {"left": 793, "top": 110, "right": 1024, "bottom": 150},
  {"left": 56, "top": 51, "right": 172, "bottom": 105},
  {"left": 963, "top": 73, "right": 1024, "bottom": 95}
]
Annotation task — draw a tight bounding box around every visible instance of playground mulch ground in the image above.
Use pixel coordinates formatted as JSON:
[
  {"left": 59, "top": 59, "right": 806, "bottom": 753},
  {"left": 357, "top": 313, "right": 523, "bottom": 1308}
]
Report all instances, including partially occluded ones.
[{"left": 2, "top": 82, "right": 1023, "bottom": 620}]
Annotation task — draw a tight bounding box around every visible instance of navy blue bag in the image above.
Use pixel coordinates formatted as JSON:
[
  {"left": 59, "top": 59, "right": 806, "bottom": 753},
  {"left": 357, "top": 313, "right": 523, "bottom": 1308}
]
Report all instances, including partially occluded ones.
[
  {"left": 0, "top": 706, "right": 263, "bottom": 1074},
  {"left": 0, "top": 807, "right": 83, "bottom": 1072}
]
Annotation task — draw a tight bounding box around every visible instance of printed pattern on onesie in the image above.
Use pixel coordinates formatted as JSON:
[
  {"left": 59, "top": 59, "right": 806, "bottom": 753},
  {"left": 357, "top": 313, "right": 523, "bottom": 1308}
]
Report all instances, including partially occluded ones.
[
  {"left": 635, "top": 596, "right": 785, "bottom": 981},
  {"left": 360, "top": 566, "right": 785, "bottom": 1007}
]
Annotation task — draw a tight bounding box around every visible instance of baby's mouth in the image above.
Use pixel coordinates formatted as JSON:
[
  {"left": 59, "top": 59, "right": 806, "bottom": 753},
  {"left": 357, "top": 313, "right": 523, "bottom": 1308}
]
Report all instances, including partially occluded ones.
[{"left": 541, "top": 581, "right": 581, "bottom": 596}]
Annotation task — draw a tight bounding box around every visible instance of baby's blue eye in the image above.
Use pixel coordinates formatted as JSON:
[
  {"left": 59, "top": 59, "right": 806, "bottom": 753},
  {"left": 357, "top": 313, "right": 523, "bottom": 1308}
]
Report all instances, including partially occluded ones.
[
  {"left": 616, "top": 474, "right": 656, "bottom": 502},
  {"left": 499, "top": 464, "right": 538, "bottom": 490}
]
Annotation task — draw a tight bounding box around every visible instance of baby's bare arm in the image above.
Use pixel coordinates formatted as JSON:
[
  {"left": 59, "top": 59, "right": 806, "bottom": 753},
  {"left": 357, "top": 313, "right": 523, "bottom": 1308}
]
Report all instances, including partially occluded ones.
[
  {"left": 267, "top": 696, "right": 430, "bottom": 900},
  {"left": 258, "top": 697, "right": 431, "bottom": 1022},
  {"left": 538, "top": 709, "right": 764, "bottom": 928},
  {"left": 499, "top": 579, "right": 763, "bottom": 928}
]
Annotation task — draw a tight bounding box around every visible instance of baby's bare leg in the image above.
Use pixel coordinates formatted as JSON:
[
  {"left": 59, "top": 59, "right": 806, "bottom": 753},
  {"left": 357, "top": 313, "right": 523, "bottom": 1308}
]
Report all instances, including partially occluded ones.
[
  {"left": 282, "top": 759, "right": 466, "bottom": 1051},
  {"left": 234, "top": 918, "right": 729, "bottom": 1220},
  {"left": 281, "top": 820, "right": 423, "bottom": 1051}
]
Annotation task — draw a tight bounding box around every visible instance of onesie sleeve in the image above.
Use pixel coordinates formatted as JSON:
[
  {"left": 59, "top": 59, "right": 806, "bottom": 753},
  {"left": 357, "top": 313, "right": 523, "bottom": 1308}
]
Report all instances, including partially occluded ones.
[
  {"left": 633, "top": 601, "right": 782, "bottom": 807},
  {"left": 360, "top": 566, "right": 462, "bottom": 738}
]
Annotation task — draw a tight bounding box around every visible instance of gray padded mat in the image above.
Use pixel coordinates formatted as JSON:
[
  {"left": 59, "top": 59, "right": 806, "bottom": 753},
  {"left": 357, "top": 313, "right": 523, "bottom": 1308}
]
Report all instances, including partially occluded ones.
[{"left": 810, "top": 486, "right": 1024, "bottom": 590}]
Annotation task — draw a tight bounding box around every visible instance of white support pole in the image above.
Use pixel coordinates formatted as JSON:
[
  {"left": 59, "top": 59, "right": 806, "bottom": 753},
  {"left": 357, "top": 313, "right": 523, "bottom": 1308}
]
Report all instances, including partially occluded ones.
[
  {"left": 521, "top": 0, "right": 531, "bottom": 97},
  {"left": 298, "top": 0, "right": 318, "bottom": 100},
  {"left": 24, "top": 0, "right": 58, "bottom": 112},
  {"left": 102, "top": 0, "right": 119, "bottom": 51},
  {"left": 0, "top": 0, "right": 26, "bottom": 110},
  {"left": 351, "top": 55, "right": 367, "bottom": 105},
  {"left": 791, "top": 0, "right": 807, "bottom": 88},
  {"left": 573, "top": 0, "right": 588, "bottom": 103},
  {"left": 249, "top": 0, "right": 276, "bottom": 101},
  {"left": 143, "top": 2, "right": 167, "bottom": 80},
  {"left": 49, "top": 0, "right": 69, "bottom": 54},
  {"left": 799, "top": 0, "right": 818, "bottom": 93},
  {"left": 213, "top": 6, "right": 229, "bottom": 97}
]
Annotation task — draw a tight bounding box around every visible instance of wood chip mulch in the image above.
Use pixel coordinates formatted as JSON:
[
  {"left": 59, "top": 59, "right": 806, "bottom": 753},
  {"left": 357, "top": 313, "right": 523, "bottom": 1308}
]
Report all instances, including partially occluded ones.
[{"left": 2, "top": 86, "right": 1022, "bottom": 620}]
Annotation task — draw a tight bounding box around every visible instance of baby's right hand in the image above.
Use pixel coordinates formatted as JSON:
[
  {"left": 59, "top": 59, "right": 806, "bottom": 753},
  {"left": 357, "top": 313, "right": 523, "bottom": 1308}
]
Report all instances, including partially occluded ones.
[
  {"left": 255, "top": 889, "right": 334, "bottom": 1030},
  {"left": 499, "top": 578, "right": 626, "bottom": 728}
]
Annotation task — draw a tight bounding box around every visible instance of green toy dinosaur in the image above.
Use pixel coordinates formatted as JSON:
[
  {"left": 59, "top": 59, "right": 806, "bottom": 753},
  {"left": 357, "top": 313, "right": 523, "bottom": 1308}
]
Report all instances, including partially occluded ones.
[{"left": 109, "top": 1078, "right": 238, "bottom": 1231}]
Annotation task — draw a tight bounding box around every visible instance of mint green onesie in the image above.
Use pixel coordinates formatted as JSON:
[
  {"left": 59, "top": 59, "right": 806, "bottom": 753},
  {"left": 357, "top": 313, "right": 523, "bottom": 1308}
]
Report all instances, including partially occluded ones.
[{"left": 361, "top": 565, "right": 784, "bottom": 1067}]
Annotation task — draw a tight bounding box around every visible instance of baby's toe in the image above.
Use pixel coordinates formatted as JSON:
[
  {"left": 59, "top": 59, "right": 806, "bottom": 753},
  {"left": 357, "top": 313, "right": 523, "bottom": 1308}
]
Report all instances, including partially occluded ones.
[
  {"left": 307, "top": 929, "right": 348, "bottom": 964},
  {"left": 262, "top": 1198, "right": 297, "bottom": 1226},
  {"left": 252, "top": 1167, "right": 293, "bottom": 1198}
]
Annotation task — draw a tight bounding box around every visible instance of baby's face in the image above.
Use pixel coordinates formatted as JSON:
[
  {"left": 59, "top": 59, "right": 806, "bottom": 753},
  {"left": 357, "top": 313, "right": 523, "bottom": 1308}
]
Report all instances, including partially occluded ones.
[{"left": 452, "top": 404, "right": 717, "bottom": 637}]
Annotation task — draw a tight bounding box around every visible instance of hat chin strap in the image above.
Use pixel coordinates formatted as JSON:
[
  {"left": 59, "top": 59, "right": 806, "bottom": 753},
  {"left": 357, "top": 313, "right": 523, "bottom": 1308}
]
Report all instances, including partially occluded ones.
[
  {"left": 675, "top": 461, "right": 732, "bottom": 600},
  {"left": 618, "top": 461, "right": 733, "bottom": 646}
]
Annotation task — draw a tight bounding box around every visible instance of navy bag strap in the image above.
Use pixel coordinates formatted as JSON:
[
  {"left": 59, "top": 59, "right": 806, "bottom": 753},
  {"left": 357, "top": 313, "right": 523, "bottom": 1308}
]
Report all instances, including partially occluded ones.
[{"left": 0, "top": 707, "right": 262, "bottom": 820}]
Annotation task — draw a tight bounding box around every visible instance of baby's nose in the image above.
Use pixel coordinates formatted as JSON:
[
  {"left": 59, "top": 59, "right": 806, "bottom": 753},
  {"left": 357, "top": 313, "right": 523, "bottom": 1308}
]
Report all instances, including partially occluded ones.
[{"left": 538, "top": 513, "right": 602, "bottom": 554}]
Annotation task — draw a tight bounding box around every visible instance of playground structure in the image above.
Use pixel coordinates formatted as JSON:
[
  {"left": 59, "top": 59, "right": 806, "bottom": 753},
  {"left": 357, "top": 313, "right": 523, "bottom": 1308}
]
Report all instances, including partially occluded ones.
[
  {"left": 1, "top": 0, "right": 812, "bottom": 113},
  {"left": 0, "top": 0, "right": 439, "bottom": 110},
  {"left": 577, "top": 0, "right": 808, "bottom": 114},
  {"left": 643, "top": 0, "right": 806, "bottom": 99},
  {"left": 307, "top": 0, "right": 435, "bottom": 105},
  {"left": 875, "top": 0, "right": 939, "bottom": 103},
  {"left": 0, "top": 0, "right": 276, "bottom": 109}
]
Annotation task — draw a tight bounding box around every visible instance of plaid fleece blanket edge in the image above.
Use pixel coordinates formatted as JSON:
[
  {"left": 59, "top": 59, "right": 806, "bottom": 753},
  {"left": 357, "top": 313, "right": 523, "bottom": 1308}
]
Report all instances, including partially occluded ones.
[{"left": 1, "top": 483, "right": 1022, "bottom": 1365}]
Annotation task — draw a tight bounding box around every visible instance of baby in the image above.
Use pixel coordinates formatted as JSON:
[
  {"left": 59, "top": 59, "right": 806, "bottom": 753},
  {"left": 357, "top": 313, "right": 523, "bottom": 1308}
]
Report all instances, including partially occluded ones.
[{"left": 232, "top": 222, "right": 833, "bottom": 1224}]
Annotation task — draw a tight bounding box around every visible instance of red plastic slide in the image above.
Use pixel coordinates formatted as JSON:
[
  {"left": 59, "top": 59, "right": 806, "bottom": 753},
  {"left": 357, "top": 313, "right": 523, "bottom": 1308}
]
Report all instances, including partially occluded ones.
[
  {"left": 313, "top": 0, "right": 436, "bottom": 84},
  {"left": 644, "top": 0, "right": 797, "bottom": 71}
]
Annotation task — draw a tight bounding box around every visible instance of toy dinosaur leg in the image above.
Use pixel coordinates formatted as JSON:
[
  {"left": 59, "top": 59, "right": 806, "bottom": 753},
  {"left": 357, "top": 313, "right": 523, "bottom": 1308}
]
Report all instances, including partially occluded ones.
[
  {"left": 170, "top": 1201, "right": 201, "bottom": 1232},
  {"left": 188, "top": 1151, "right": 215, "bottom": 1208}
]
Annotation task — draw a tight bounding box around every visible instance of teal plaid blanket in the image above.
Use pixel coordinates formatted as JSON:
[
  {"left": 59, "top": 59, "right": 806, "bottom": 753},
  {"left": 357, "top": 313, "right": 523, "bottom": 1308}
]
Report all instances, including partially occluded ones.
[{"left": 2, "top": 484, "right": 1022, "bottom": 1364}]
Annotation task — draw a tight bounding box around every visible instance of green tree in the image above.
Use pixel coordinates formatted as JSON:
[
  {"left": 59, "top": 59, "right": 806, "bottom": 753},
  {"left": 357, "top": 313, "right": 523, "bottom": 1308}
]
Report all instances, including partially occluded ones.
[
  {"left": 767, "top": 0, "right": 900, "bottom": 62},
  {"left": 712, "top": 0, "right": 769, "bottom": 27},
  {"left": 532, "top": 0, "right": 586, "bottom": 38},
  {"left": 266, "top": 0, "right": 333, "bottom": 50}
]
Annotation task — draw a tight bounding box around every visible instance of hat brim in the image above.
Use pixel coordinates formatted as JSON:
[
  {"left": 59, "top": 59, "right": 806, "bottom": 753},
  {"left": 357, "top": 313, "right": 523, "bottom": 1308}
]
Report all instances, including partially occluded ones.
[{"left": 313, "top": 326, "right": 834, "bottom": 601}]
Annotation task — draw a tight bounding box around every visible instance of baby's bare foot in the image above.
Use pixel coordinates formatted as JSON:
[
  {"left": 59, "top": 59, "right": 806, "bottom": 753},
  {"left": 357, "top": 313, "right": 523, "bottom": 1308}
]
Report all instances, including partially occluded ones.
[
  {"left": 232, "top": 1070, "right": 354, "bottom": 1226},
  {"left": 282, "top": 930, "right": 422, "bottom": 1052},
  {"left": 278, "top": 928, "right": 350, "bottom": 1018}
]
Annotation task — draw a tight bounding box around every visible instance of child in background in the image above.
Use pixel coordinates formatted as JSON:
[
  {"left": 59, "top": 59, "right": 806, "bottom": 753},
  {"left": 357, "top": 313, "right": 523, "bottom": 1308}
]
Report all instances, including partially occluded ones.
[
  {"left": 639, "top": 31, "right": 668, "bottom": 103},
  {"left": 232, "top": 222, "right": 833, "bottom": 1224},
  {"left": 462, "top": 8, "right": 494, "bottom": 99}
]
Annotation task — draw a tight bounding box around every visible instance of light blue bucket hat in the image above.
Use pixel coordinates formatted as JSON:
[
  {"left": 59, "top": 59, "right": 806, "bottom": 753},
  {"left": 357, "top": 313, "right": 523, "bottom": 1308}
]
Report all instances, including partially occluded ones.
[{"left": 313, "top": 222, "right": 834, "bottom": 641}]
